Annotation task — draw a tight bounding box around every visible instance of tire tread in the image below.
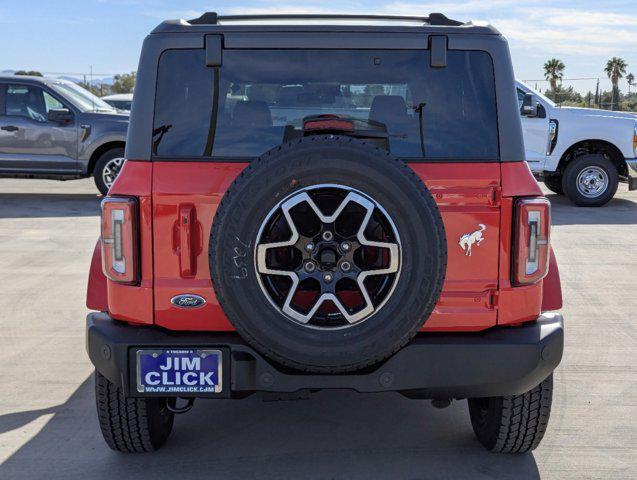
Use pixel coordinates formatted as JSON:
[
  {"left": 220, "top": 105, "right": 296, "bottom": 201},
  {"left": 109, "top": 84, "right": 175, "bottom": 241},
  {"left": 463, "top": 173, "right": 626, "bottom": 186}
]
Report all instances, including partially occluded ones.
[
  {"left": 469, "top": 375, "right": 553, "bottom": 453},
  {"left": 95, "top": 371, "right": 171, "bottom": 453}
]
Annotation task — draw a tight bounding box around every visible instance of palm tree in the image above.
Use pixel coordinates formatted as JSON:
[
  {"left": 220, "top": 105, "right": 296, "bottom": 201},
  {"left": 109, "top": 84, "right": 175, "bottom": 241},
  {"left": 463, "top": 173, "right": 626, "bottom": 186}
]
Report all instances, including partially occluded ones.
[
  {"left": 605, "top": 57, "right": 627, "bottom": 110},
  {"left": 543, "top": 58, "right": 565, "bottom": 101},
  {"left": 627, "top": 73, "right": 635, "bottom": 95}
]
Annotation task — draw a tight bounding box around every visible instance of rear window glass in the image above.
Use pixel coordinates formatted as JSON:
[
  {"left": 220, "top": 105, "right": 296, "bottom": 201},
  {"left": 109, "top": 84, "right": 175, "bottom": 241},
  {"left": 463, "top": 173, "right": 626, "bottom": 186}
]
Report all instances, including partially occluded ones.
[
  {"left": 153, "top": 49, "right": 498, "bottom": 160},
  {"left": 153, "top": 50, "right": 214, "bottom": 157}
]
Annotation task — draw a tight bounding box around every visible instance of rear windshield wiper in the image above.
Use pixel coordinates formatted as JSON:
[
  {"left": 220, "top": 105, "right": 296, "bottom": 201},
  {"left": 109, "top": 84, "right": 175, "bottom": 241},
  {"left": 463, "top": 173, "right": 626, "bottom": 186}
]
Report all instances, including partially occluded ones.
[
  {"left": 152, "top": 124, "right": 172, "bottom": 154},
  {"left": 414, "top": 102, "right": 426, "bottom": 157}
]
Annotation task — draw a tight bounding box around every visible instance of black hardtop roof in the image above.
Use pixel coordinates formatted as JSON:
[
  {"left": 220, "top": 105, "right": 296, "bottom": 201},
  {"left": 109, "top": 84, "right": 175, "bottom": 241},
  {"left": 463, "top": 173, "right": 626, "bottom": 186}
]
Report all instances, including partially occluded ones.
[
  {"left": 151, "top": 12, "right": 500, "bottom": 36},
  {"left": 127, "top": 11, "right": 522, "bottom": 163}
]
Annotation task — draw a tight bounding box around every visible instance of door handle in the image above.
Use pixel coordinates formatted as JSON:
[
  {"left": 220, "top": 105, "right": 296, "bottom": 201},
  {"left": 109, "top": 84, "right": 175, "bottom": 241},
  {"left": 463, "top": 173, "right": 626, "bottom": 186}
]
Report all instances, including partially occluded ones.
[
  {"left": 179, "top": 205, "right": 197, "bottom": 277},
  {"left": 0, "top": 125, "right": 19, "bottom": 132}
]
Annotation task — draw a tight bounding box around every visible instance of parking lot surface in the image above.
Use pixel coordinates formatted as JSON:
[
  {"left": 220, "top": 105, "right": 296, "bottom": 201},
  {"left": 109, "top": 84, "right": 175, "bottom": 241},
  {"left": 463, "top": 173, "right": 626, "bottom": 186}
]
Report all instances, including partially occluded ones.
[{"left": 0, "top": 177, "right": 635, "bottom": 479}]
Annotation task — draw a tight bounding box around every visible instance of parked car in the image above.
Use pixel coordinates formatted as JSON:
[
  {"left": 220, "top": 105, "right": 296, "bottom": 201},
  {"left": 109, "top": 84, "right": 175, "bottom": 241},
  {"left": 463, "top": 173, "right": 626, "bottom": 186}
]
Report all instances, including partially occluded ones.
[
  {"left": 0, "top": 76, "right": 128, "bottom": 195},
  {"left": 101, "top": 93, "right": 133, "bottom": 112},
  {"left": 86, "top": 12, "right": 564, "bottom": 454},
  {"left": 517, "top": 80, "right": 637, "bottom": 206}
]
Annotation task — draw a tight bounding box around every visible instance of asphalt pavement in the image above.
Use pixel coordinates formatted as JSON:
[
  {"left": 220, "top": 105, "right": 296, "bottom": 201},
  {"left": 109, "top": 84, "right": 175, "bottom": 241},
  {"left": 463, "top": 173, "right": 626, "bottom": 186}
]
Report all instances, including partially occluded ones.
[{"left": 0, "top": 177, "right": 635, "bottom": 479}]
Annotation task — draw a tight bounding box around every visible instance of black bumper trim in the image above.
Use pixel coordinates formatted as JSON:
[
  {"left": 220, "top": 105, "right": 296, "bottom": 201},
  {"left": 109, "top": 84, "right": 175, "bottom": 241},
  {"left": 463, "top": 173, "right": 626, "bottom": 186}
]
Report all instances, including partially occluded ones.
[{"left": 86, "top": 312, "right": 564, "bottom": 399}]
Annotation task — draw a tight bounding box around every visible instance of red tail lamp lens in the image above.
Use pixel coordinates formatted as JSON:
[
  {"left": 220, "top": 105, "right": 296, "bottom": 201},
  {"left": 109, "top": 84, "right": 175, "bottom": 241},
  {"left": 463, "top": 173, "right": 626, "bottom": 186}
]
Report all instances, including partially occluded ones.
[
  {"left": 513, "top": 197, "right": 551, "bottom": 286},
  {"left": 101, "top": 197, "right": 139, "bottom": 284}
]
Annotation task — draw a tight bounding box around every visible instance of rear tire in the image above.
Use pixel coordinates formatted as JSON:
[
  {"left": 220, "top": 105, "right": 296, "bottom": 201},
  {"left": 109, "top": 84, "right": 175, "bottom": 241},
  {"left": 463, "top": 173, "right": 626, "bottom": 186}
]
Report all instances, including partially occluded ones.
[
  {"left": 95, "top": 371, "right": 174, "bottom": 453},
  {"left": 93, "top": 147, "right": 125, "bottom": 196},
  {"left": 543, "top": 174, "right": 563, "bottom": 195},
  {"left": 468, "top": 374, "right": 553, "bottom": 453},
  {"left": 562, "top": 154, "right": 618, "bottom": 207}
]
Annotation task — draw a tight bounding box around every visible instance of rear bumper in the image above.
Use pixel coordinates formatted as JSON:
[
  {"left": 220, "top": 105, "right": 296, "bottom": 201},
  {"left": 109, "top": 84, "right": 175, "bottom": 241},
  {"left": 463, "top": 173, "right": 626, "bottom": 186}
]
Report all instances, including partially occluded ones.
[
  {"left": 86, "top": 312, "right": 564, "bottom": 399},
  {"left": 626, "top": 158, "right": 637, "bottom": 191}
]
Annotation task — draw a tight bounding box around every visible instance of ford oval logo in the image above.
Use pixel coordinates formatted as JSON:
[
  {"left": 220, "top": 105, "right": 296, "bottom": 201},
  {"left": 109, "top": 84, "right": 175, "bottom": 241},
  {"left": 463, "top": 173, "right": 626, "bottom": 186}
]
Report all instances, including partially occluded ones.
[{"left": 171, "top": 294, "right": 206, "bottom": 309}]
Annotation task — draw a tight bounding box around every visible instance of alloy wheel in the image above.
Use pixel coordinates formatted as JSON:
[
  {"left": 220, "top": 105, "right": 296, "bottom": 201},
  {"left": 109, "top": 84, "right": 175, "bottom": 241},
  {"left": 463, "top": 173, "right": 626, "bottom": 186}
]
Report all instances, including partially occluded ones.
[
  {"left": 255, "top": 184, "right": 402, "bottom": 329},
  {"left": 102, "top": 157, "right": 125, "bottom": 189}
]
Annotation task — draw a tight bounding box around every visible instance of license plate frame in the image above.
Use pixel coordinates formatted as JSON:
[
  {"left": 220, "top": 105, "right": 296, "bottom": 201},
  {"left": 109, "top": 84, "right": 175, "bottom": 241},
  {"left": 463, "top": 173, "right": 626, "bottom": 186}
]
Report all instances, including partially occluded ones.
[{"left": 135, "top": 348, "right": 223, "bottom": 395}]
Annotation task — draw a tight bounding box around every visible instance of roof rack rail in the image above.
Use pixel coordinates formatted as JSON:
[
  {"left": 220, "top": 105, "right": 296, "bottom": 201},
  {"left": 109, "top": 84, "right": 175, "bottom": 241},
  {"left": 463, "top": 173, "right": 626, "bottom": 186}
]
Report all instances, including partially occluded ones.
[{"left": 188, "top": 12, "right": 464, "bottom": 27}]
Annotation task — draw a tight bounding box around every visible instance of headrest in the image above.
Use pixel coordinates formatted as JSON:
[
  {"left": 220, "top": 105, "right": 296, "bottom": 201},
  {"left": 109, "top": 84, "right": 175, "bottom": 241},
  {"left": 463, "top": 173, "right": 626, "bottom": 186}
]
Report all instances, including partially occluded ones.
[
  {"left": 233, "top": 100, "right": 273, "bottom": 127},
  {"left": 369, "top": 95, "right": 409, "bottom": 125}
]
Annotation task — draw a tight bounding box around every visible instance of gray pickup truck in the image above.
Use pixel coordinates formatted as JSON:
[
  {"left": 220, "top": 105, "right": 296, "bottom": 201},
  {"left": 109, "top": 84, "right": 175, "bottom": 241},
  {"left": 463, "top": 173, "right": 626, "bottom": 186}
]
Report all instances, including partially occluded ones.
[{"left": 0, "top": 76, "right": 129, "bottom": 194}]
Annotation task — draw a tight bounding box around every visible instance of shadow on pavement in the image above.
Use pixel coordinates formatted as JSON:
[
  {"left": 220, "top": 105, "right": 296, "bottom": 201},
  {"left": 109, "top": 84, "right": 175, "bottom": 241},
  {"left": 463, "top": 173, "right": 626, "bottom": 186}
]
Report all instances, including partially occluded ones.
[
  {"left": 548, "top": 193, "right": 637, "bottom": 225},
  {"left": 0, "top": 193, "right": 101, "bottom": 218},
  {"left": 0, "top": 375, "right": 540, "bottom": 480}
]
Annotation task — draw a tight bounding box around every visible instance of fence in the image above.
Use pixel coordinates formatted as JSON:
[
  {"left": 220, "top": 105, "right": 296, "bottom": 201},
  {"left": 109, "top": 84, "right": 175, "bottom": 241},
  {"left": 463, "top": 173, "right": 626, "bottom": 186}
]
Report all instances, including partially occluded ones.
[{"left": 520, "top": 77, "right": 637, "bottom": 111}]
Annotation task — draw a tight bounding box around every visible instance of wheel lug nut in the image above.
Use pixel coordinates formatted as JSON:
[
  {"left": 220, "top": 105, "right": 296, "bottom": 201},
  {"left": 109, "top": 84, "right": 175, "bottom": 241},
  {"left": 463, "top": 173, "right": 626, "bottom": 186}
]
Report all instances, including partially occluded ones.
[
  {"left": 340, "top": 261, "right": 351, "bottom": 272},
  {"left": 322, "top": 231, "right": 333, "bottom": 241},
  {"left": 305, "top": 242, "right": 315, "bottom": 252},
  {"left": 304, "top": 262, "right": 316, "bottom": 273},
  {"left": 323, "top": 273, "right": 333, "bottom": 283},
  {"left": 341, "top": 241, "right": 351, "bottom": 252}
]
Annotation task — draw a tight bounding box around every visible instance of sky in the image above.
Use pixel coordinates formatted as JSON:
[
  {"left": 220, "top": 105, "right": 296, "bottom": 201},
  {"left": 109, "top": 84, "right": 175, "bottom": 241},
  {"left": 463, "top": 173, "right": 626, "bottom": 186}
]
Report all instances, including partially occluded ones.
[{"left": 1, "top": 0, "right": 636, "bottom": 93}]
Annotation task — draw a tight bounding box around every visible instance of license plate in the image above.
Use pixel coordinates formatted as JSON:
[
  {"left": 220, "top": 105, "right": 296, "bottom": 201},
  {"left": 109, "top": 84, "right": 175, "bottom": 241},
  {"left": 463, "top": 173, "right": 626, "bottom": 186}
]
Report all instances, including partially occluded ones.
[{"left": 136, "top": 349, "right": 222, "bottom": 394}]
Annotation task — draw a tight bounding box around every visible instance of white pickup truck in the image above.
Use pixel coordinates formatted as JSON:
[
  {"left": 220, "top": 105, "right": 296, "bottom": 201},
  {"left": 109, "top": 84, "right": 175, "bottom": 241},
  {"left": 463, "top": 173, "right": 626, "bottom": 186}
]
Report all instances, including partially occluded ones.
[{"left": 517, "top": 80, "right": 637, "bottom": 206}]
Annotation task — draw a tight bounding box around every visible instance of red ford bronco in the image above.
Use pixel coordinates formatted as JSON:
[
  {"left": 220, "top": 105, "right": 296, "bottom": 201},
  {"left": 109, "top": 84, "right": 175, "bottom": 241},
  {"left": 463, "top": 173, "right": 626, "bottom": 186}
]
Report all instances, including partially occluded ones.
[{"left": 86, "top": 12, "right": 564, "bottom": 453}]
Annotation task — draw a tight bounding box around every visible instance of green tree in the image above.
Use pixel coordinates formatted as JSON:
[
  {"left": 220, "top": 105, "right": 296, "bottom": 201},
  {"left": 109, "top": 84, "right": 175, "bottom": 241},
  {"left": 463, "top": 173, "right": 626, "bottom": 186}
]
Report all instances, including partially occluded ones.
[
  {"left": 14, "top": 70, "right": 43, "bottom": 76},
  {"left": 544, "top": 85, "right": 582, "bottom": 106},
  {"left": 543, "top": 58, "right": 565, "bottom": 101},
  {"left": 627, "top": 73, "right": 635, "bottom": 95},
  {"left": 78, "top": 81, "right": 104, "bottom": 97},
  {"left": 604, "top": 57, "right": 627, "bottom": 110},
  {"left": 111, "top": 72, "right": 136, "bottom": 94}
]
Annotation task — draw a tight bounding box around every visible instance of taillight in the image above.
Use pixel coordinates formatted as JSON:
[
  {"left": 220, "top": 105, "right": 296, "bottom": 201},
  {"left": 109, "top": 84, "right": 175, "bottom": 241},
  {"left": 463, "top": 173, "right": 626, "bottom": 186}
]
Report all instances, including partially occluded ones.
[
  {"left": 303, "top": 114, "right": 354, "bottom": 132},
  {"left": 513, "top": 197, "right": 551, "bottom": 286},
  {"left": 101, "top": 197, "right": 139, "bottom": 284}
]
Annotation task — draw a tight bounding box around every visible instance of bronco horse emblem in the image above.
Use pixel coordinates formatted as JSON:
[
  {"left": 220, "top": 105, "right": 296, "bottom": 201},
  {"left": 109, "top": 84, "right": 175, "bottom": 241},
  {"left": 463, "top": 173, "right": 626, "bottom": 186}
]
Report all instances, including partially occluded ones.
[{"left": 459, "top": 224, "right": 486, "bottom": 256}]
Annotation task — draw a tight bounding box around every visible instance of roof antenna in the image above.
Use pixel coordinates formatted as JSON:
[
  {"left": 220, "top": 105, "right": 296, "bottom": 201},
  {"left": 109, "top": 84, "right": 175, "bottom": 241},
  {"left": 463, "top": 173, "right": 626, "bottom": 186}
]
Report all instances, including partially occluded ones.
[{"left": 90, "top": 65, "right": 95, "bottom": 112}]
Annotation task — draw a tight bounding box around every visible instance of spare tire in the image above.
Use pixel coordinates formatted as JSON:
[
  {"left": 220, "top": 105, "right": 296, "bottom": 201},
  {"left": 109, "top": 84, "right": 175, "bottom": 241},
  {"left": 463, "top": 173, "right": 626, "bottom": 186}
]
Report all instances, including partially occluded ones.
[{"left": 210, "top": 136, "right": 446, "bottom": 372}]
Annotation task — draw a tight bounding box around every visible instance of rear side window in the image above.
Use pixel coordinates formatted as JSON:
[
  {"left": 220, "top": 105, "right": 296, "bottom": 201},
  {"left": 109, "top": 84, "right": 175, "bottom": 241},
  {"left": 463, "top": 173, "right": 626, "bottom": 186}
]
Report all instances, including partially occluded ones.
[
  {"left": 153, "top": 50, "right": 214, "bottom": 157},
  {"left": 5, "top": 85, "right": 64, "bottom": 122},
  {"left": 153, "top": 49, "right": 498, "bottom": 160}
]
